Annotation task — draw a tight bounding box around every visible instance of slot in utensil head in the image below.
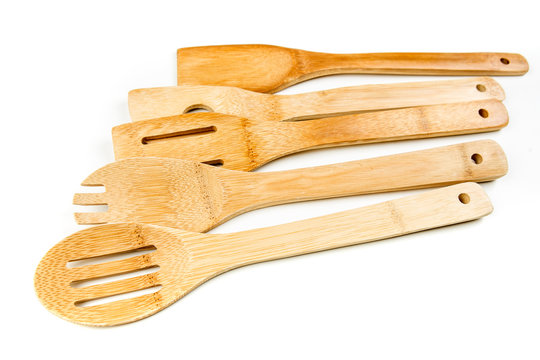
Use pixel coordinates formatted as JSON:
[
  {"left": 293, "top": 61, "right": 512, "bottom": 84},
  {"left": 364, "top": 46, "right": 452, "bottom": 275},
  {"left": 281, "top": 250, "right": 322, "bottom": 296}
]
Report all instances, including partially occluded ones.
[{"left": 112, "top": 112, "right": 257, "bottom": 171}]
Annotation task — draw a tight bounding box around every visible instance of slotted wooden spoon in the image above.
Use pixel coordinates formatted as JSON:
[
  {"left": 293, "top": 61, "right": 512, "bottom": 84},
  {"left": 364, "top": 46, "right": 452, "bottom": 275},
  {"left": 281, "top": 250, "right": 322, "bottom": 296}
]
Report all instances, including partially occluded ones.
[
  {"left": 177, "top": 44, "right": 528, "bottom": 92},
  {"left": 39, "top": 183, "right": 493, "bottom": 326},
  {"left": 75, "top": 140, "right": 506, "bottom": 231},
  {"left": 114, "top": 100, "right": 508, "bottom": 171},
  {"left": 130, "top": 77, "right": 504, "bottom": 122}
]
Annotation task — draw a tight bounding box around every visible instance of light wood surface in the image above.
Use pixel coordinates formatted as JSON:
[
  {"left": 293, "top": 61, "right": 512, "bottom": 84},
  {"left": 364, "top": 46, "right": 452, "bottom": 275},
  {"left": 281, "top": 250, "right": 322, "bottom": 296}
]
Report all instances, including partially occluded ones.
[
  {"left": 177, "top": 44, "right": 528, "bottom": 92},
  {"left": 129, "top": 77, "right": 505, "bottom": 122},
  {"left": 115, "top": 100, "right": 508, "bottom": 171},
  {"left": 38, "top": 182, "right": 493, "bottom": 326},
  {"left": 75, "top": 140, "right": 506, "bottom": 231}
]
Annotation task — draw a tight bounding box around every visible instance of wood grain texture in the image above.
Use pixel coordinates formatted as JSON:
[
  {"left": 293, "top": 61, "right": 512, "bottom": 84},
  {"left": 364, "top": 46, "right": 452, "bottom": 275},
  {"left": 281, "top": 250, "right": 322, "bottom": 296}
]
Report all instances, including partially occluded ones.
[
  {"left": 38, "top": 182, "right": 493, "bottom": 326},
  {"left": 129, "top": 77, "right": 505, "bottom": 122},
  {"left": 115, "top": 100, "right": 508, "bottom": 171},
  {"left": 177, "top": 44, "right": 528, "bottom": 92},
  {"left": 76, "top": 140, "right": 507, "bottom": 231}
]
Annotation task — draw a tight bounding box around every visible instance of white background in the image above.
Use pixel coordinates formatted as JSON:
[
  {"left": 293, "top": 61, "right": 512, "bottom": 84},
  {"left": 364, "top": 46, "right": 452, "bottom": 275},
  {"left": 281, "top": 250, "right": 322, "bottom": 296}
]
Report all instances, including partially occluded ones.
[{"left": 2, "top": 1, "right": 539, "bottom": 359}]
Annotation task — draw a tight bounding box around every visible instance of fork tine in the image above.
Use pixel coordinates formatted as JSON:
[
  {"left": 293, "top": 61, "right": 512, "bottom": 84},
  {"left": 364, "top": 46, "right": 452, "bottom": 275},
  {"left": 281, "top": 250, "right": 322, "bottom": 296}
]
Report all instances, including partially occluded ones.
[
  {"left": 74, "top": 273, "right": 161, "bottom": 302},
  {"left": 73, "top": 192, "right": 108, "bottom": 205},
  {"left": 81, "top": 169, "right": 107, "bottom": 186},
  {"left": 68, "top": 255, "right": 157, "bottom": 282},
  {"left": 74, "top": 211, "right": 110, "bottom": 225}
]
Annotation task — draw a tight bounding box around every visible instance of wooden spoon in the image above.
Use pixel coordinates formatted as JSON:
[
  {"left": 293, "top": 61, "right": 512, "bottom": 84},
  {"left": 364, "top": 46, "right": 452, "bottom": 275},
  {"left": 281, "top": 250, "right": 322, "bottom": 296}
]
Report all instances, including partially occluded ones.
[
  {"left": 39, "top": 182, "right": 493, "bottom": 326},
  {"left": 130, "top": 77, "right": 505, "bottom": 122},
  {"left": 75, "top": 140, "right": 507, "bottom": 232},
  {"left": 114, "top": 100, "right": 508, "bottom": 171},
  {"left": 177, "top": 44, "right": 528, "bottom": 93}
]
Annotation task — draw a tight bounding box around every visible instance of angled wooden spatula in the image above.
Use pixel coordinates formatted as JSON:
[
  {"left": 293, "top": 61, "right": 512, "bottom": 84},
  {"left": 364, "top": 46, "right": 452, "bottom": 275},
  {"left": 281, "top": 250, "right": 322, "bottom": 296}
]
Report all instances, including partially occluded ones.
[
  {"left": 130, "top": 77, "right": 504, "bottom": 122},
  {"left": 177, "top": 44, "right": 528, "bottom": 92},
  {"left": 76, "top": 140, "right": 507, "bottom": 232},
  {"left": 40, "top": 182, "right": 493, "bottom": 326},
  {"left": 114, "top": 100, "right": 508, "bottom": 171}
]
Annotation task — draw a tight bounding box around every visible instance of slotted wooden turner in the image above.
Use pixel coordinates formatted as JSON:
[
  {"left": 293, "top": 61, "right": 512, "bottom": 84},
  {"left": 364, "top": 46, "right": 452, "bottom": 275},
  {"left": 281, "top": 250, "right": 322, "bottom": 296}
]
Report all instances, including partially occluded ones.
[
  {"left": 76, "top": 140, "right": 507, "bottom": 231},
  {"left": 38, "top": 183, "right": 493, "bottom": 326},
  {"left": 130, "top": 77, "right": 505, "bottom": 122},
  {"left": 114, "top": 100, "right": 508, "bottom": 171},
  {"left": 177, "top": 44, "right": 528, "bottom": 92}
]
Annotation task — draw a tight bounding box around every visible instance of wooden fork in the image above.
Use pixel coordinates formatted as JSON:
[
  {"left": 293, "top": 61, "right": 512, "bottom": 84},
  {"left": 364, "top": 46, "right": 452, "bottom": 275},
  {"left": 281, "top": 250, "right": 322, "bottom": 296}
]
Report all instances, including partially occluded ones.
[
  {"left": 39, "top": 183, "right": 493, "bottom": 326},
  {"left": 114, "top": 100, "right": 508, "bottom": 171},
  {"left": 176, "top": 44, "right": 528, "bottom": 92},
  {"left": 129, "top": 77, "right": 505, "bottom": 122},
  {"left": 75, "top": 140, "right": 507, "bottom": 232}
]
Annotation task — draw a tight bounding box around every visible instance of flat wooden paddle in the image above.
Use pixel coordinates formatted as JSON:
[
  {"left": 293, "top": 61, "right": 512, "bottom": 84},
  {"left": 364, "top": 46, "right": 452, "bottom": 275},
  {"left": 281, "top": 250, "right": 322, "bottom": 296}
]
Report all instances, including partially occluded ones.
[
  {"left": 177, "top": 44, "right": 528, "bottom": 92},
  {"left": 130, "top": 77, "right": 505, "bottom": 122},
  {"left": 75, "top": 140, "right": 507, "bottom": 231},
  {"left": 114, "top": 100, "right": 508, "bottom": 171},
  {"left": 38, "top": 183, "right": 493, "bottom": 326}
]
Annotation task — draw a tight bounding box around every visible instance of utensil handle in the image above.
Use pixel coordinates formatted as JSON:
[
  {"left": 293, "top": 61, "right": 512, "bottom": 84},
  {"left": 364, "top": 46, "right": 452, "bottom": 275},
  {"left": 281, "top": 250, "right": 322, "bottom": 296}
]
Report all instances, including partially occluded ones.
[
  {"left": 267, "top": 100, "right": 507, "bottom": 160},
  {"left": 128, "top": 77, "right": 504, "bottom": 123},
  {"left": 235, "top": 140, "right": 506, "bottom": 209},
  {"left": 278, "top": 77, "right": 504, "bottom": 121},
  {"left": 216, "top": 183, "right": 492, "bottom": 267},
  {"left": 303, "top": 51, "right": 528, "bottom": 77}
]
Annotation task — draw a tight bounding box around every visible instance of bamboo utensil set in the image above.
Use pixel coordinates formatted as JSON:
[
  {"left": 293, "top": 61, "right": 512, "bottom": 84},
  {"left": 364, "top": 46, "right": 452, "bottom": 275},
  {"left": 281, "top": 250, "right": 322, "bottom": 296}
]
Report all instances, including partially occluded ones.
[{"left": 35, "top": 45, "right": 528, "bottom": 326}]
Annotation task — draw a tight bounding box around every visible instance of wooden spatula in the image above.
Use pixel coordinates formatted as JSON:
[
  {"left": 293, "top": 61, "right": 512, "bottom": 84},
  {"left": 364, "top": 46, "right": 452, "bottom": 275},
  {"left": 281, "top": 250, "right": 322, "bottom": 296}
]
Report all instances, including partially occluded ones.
[
  {"left": 177, "top": 44, "right": 528, "bottom": 93},
  {"left": 75, "top": 140, "right": 506, "bottom": 232},
  {"left": 130, "top": 77, "right": 505, "bottom": 122},
  {"left": 114, "top": 100, "right": 508, "bottom": 171},
  {"left": 39, "top": 182, "right": 493, "bottom": 326}
]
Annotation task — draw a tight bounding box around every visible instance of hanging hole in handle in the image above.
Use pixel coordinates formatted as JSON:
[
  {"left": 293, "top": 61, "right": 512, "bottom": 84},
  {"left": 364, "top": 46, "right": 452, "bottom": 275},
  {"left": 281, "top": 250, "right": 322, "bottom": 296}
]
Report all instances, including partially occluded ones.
[
  {"left": 476, "top": 84, "right": 487, "bottom": 92},
  {"left": 500, "top": 58, "right": 510, "bottom": 65},
  {"left": 471, "top": 153, "right": 483, "bottom": 164},
  {"left": 458, "top": 193, "right": 470, "bottom": 204},
  {"left": 478, "top": 109, "right": 489, "bottom": 118}
]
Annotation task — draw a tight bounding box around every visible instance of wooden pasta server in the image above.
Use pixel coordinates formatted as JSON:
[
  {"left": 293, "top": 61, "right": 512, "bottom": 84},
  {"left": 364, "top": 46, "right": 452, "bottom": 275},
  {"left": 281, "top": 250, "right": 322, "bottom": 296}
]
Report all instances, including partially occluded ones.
[
  {"left": 130, "top": 77, "right": 504, "bottom": 122},
  {"left": 76, "top": 140, "right": 507, "bottom": 232},
  {"left": 114, "top": 100, "right": 508, "bottom": 171},
  {"left": 38, "top": 183, "right": 493, "bottom": 326},
  {"left": 177, "top": 44, "right": 528, "bottom": 92}
]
